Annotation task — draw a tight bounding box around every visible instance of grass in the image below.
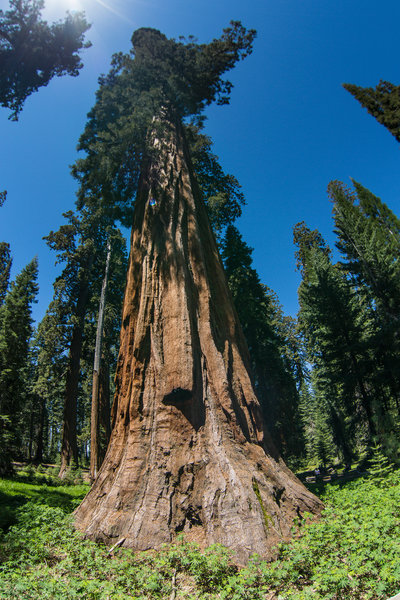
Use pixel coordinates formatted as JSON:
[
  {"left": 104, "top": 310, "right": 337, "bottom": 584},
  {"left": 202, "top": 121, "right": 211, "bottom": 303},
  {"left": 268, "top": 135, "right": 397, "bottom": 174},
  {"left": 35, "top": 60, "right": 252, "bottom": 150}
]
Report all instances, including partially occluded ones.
[
  {"left": 0, "top": 467, "right": 400, "bottom": 599},
  {"left": 0, "top": 474, "right": 89, "bottom": 531}
]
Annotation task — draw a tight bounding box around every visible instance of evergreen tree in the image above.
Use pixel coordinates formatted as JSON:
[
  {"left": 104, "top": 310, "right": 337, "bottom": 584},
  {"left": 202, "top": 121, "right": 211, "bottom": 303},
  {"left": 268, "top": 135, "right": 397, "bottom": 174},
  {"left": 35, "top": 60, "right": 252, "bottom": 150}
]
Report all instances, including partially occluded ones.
[
  {"left": 295, "top": 223, "right": 374, "bottom": 461},
  {"left": 0, "top": 191, "right": 12, "bottom": 306},
  {"left": 329, "top": 180, "right": 400, "bottom": 416},
  {"left": 299, "top": 380, "right": 335, "bottom": 466},
  {"left": 78, "top": 228, "right": 127, "bottom": 476},
  {"left": 45, "top": 209, "right": 127, "bottom": 476},
  {"left": 31, "top": 295, "right": 68, "bottom": 462},
  {"left": 329, "top": 180, "right": 400, "bottom": 321},
  {"left": 0, "top": 257, "right": 38, "bottom": 473},
  {"left": 0, "top": 243, "right": 12, "bottom": 306},
  {"left": 343, "top": 80, "right": 400, "bottom": 142},
  {"left": 0, "top": 0, "right": 91, "bottom": 119},
  {"left": 45, "top": 210, "right": 96, "bottom": 475}
]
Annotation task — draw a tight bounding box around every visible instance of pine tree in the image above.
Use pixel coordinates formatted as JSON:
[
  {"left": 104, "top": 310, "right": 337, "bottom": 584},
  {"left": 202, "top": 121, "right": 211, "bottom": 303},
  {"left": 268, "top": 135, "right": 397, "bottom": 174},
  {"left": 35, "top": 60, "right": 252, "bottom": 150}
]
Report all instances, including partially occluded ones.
[
  {"left": 368, "top": 442, "right": 394, "bottom": 486},
  {"left": 45, "top": 210, "right": 127, "bottom": 477},
  {"left": 0, "top": 243, "right": 12, "bottom": 306},
  {"left": 329, "top": 180, "right": 400, "bottom": 415},
  {"left": 343, "top": 81, "right": 400, "bottom": 142},
  {"left": 45, "top": 210, "right": 97, "bottom": 476},
  {"left": 299, "top": 381, "right": 335, "bottom": 466},
  {"left": 31, "top": 295, "right": 68, "bottom": 463},
  {"left": 330, "top": 180, "right": 400, "bottom": 321},
  {"left": 0, "top": 192, "right": 12, "bottom": 306},
  {"left": 0, "top": 257, "right": 38, "bottom": 473},
  {"left": 80, "top": 229, "right": 127, "bottom": 478},
  {"left": 295, "top": 223, "right": 374, "bottom": 461}
]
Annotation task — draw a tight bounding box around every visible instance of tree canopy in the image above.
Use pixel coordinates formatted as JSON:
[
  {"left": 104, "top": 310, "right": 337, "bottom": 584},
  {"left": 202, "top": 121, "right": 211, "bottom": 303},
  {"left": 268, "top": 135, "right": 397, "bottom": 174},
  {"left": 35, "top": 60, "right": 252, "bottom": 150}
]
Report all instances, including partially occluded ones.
[
  {"left": 343, "top": 80, "right": 400, "bottom": 142},
  {"left": 72, "top": 22, "right": 256, "bottom": 227},
  {"left": 0, "top": 0, "right": 91, "bottom": 119}
]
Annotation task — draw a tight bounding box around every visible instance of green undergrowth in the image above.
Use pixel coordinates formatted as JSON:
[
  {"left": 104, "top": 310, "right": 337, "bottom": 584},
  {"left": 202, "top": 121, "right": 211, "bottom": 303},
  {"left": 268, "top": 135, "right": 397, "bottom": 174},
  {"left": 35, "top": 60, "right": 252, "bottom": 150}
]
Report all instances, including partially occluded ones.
[
  {"left": 1, "top": 471, "right": 400, "bottom": 599},
  {"left": 0, "top": 476, "right": 89, "bottom": 530}
]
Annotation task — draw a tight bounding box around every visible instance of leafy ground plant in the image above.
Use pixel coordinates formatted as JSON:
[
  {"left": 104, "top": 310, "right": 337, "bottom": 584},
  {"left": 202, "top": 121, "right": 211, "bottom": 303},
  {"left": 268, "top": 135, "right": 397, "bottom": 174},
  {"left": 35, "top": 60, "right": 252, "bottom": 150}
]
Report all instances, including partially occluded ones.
[
  {"left": 0, "top": 476, "right": 88, "bottom": 530},
  {"left": 0, "top": 471, "right": 400, "bottom": 599}
]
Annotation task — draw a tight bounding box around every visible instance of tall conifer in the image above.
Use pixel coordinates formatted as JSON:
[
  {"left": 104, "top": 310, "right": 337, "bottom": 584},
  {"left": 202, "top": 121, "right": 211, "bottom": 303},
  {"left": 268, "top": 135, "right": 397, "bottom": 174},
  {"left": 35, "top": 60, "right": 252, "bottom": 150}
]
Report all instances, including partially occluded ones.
[
  {"left": 343, "top": 81, "right": 400, "bottom": 142},
  {"left": 295, "top": 223, "right": 374, "bottom": 460},
  {"left": 0, "top": 257, "right": 38, "bottom": 472}
]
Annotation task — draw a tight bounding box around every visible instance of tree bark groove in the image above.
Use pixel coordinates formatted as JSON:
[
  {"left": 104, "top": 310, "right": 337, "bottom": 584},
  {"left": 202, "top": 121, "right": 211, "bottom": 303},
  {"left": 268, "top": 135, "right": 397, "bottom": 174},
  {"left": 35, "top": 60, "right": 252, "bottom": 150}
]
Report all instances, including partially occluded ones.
[{"left": 74, "top": 120, "right": 322, "bottom": 563}]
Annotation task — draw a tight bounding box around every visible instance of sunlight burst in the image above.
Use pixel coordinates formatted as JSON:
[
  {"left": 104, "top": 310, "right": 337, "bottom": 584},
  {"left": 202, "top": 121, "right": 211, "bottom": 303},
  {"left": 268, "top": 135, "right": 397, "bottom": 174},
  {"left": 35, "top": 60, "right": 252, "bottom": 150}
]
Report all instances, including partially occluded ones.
[{"left": 44, "top": 0, "right": 135, "bottom": 25}]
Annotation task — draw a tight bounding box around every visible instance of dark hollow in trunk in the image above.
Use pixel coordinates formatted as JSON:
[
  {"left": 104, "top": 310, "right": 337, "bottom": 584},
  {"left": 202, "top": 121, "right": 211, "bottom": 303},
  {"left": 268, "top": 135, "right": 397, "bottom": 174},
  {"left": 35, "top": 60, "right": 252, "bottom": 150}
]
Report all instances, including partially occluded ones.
[{"left": 74, "top": 120, "right": 322, "bottom": 563}]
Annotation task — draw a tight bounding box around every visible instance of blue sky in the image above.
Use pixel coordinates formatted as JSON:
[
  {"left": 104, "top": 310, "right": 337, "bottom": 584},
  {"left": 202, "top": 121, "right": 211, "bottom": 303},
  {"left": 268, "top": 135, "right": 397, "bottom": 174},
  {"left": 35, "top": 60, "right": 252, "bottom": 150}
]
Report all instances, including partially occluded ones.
[{"left": 1, "top": 0, "right": 400, "bottom": 322}]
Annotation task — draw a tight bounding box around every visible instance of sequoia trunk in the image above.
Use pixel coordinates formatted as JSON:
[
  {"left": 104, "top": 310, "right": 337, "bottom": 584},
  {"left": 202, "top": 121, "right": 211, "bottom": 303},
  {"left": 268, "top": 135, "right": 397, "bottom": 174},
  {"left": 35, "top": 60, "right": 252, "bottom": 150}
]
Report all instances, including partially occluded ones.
[{"left": 74, "top": 119, "right": 322, "bottom": 563}]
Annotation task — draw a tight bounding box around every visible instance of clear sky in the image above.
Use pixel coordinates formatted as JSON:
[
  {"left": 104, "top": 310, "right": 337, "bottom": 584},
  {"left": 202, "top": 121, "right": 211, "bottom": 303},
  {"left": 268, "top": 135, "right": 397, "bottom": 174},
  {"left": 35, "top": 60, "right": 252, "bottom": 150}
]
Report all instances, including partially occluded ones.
[{"left": 1, "top": 0, "right": 400, "bottom": 323}]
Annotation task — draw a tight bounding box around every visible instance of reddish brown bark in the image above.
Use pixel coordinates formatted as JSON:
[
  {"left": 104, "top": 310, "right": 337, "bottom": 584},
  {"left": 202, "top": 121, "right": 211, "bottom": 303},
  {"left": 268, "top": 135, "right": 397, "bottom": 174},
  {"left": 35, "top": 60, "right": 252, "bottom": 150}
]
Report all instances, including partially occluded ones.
[{"left": 74, "top": 120, "right": 322, "bottom": 563}]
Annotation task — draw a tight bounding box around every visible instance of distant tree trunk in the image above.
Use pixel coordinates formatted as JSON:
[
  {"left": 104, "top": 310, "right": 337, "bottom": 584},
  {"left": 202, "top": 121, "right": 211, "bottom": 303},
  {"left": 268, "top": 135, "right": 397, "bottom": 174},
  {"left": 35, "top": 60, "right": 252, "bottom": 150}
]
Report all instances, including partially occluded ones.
[
  {"left": 59, "top": 268, "right": 93, "bottom": 479},
  {"left": 28, "top": 405, "right": 35, "bottom": 461},
  {"left": 90, "top": 239, "right": 112, "bottom": 482},
  {"left": 98, "top": 358, "right": 111, "bottom": 466},
  {"left": 75, "top": 118, "right": 322, "bottom": 563},
  {"left": 34, "top": 395, "right": 45, "bottom": 463}
]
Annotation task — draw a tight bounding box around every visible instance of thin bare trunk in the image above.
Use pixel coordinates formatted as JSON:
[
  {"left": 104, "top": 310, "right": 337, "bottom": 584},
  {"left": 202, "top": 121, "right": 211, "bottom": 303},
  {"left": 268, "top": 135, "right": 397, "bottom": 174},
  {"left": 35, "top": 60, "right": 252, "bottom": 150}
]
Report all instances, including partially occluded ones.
[
  {"left": 90, "top": 239, "right": 112, "bottom": 482},
  {"left": 75, "top": 119, "right": 322, "bottom": 563}
]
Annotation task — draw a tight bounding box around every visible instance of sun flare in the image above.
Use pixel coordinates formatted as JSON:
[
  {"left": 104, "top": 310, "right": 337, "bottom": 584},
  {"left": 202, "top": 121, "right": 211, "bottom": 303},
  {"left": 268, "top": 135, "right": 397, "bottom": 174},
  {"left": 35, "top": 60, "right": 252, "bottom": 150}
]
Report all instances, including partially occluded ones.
[{"left": 44, "top": 0, "right": 135, "bottom": 24}]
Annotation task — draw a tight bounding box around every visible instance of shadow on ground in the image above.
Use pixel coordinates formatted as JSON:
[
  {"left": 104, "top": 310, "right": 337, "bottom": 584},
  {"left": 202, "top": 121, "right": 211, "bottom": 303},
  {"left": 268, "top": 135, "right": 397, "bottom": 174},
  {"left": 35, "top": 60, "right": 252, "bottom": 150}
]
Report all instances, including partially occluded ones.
[{"left": 0, "top": 478, "right": 88, "bottom": 531}]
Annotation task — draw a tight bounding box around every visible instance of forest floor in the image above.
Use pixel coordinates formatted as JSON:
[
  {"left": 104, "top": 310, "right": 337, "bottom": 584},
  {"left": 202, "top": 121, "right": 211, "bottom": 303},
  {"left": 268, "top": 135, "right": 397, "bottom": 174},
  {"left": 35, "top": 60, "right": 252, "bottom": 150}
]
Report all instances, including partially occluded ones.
[{"left": 0, "top": 464, "right": 400, "bottom": 599}]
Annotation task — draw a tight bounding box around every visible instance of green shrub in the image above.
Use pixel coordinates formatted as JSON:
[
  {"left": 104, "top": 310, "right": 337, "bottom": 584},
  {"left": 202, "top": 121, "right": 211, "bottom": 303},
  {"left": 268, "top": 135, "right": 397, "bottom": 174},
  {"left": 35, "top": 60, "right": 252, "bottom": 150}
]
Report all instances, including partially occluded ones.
[{"left": 1, "top": 472, "right": 400, "bottom": 599}]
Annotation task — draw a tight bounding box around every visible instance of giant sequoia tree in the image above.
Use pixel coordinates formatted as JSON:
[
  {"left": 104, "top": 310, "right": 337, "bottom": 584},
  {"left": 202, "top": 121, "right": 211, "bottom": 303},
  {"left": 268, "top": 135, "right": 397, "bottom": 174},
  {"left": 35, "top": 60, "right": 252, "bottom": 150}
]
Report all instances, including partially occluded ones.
[{"left": 74, "top": 24, "right": 321, "bottom": 562}]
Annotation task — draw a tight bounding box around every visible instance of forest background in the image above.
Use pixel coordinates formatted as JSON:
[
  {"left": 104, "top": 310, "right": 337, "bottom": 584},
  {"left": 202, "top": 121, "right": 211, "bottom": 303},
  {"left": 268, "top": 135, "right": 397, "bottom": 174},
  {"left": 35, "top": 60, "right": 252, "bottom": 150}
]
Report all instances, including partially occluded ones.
[{"left": 2, "top": 0, "right": 400, "bottom": 472}]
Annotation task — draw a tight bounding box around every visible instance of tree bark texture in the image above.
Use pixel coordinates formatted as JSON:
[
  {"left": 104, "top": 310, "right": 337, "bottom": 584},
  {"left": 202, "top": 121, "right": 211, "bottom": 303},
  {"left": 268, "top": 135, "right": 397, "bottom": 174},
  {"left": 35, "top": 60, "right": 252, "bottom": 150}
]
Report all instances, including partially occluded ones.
[
  {"left": 74, "top": 120, "right": 322, "bottom": 563},
  {"left": 98, "top": 359, "right": 111, "bottom": 465}
]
